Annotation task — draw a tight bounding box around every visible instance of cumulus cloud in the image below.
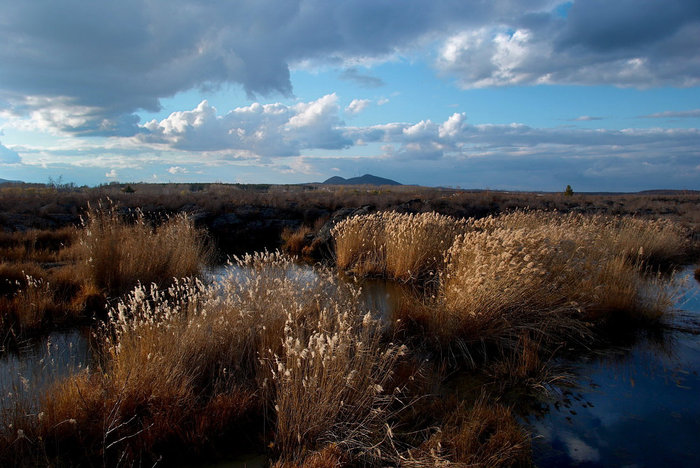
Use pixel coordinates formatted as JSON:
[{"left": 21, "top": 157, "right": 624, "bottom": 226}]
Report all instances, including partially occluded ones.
[
  {"left": 139, "top": 94, "right": 351, "bottom": 156},
  {"left": 345, "top": 99, "right": 371, "bottom": 115},
  {"left": 167, "top": 166, "right": 188, "bottom": 174},
  {"left": 0, "top": 0, "right": 503, "bottom": 135},
  {"left": 11, "top": 102, "right": 700, "bottom": 190},
  {"left": 0, "top": 142, "right": 21, "bottom": 164},
  {"left": 346, "top": 112, "right": 700, "bottom": 167},
  {"left": 2, "top": 0, "right": 696, "bottom": 136},
  {"left": 437, "top": 0, "right": 700, "bottom": 88}
]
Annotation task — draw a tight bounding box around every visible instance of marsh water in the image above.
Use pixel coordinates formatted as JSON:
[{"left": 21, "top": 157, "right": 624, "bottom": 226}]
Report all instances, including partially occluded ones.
[
  {"left": 1, "top": 265, "right": 698, "bottom": 466},
  {"left": 528, "top": 266, "right": 700, "bottom": 467}
]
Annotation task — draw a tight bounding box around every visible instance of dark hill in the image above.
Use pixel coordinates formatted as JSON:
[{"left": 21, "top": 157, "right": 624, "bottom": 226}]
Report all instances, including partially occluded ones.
[{"left": 322, "top": 174, "right": 401, "bottom": 186}]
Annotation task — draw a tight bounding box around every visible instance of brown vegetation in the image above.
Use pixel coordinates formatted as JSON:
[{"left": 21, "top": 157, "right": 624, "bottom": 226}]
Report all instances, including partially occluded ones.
[
  {"left": 0, "top": 253, "right": 540, "bottom": 466},
  {"left": 75, "top": 203, "right": 211, "bottom": 297},
  {"left": 336, "top": 210, "right": 686, "bottom": 364},
  {"left": 0, "top": 184, "right": 697, "bottom": 466},
  {"left": 0, "top": 203, "right": 210, "bottom": 339},
  {"left": 333, "top": 212, "right": 468, "bottom": 281}
]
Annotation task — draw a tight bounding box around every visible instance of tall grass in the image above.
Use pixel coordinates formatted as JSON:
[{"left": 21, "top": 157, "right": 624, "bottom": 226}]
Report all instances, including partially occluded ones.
[
  {"left": 407, "top": 399, "right": 530, "bottom": 467},
  {"left": 336, "top": 210, "right": 685, "bottom": 362},
  {"left": 333, "top": 211, "right": 468, "bottom": 281},
  {"left": 0, "top": 264, "right": 87, "bottom": 336},
  {"left": 77, "top": 203, "right": 211, "bottom": 297},
  {"left": 0, "top": 253, "right": 410, "bottom": 466},
  {"left": 473, "top": 210, "right": 689, "bottom": 265},
  {"left": 428, "top": 212, "right": 681, "bottom": 360}
]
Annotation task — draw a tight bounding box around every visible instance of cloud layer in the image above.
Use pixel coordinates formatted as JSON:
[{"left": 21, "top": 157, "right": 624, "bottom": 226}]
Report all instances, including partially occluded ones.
[{"left": 1, "top": 0, "right": 698, "bottom": 136}]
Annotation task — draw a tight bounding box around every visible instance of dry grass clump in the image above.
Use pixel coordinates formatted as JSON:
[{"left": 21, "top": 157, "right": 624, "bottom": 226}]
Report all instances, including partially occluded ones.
[
  {"left": 281, "top": 225, "right": 313, "bottom": 256},
  {"left": 0, "top": 264, "right": 89, "bottom": 336},
  {"left": 0, "top": 227, "right": 78, "bottom": 264},
  {"left": 333, "top": 211, "right": 468, "bottom": 281},
  {"left": 473, "top": 210, "right": 689, "bottom": 266},
  {"left": 445, "top": 212, "right": 680, "bottom": 319},
  {"left": 388, "top": 210, "right": 683, "bottom": 364},
  {"left": 76, "top": 203, "right": 210, "bottom": 297},
  {"left": 0, "top": 253, "right": 410, "bottom": 466},
  {"left": 268, "top": 300, "right": 406, "bottom": 462},
  {"left": 406, "top": 399, "right": 530, "bottom": 467},
  {"left": 0, "top": 276, "right": 58, "bottom": 331}
]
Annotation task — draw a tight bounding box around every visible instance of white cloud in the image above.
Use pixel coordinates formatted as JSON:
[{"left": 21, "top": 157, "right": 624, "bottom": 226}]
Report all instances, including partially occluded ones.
[
  {"left": 105, "top": 169, "right": 118, "bottom": 179},
  {"left": 167, "top": 166, "right": 188, "bottom": 174},
  {"left": 0, "top": 0, "right": 696, "bottom": 137},
  {"left": 439, "top": 112, "right": 467, "bottom": 138},
  {"left": 139, "top": 94, "right": 351, "bottom": 156},
  {"left": 345, "top": 99, "right": 371, "bottom": 115},
  {"left": 437, "top": 1, "right": 700, "bottom": 89}
]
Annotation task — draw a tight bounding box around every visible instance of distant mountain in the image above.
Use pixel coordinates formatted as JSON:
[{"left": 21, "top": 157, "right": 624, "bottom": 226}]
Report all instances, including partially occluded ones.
[
  {"left": 322, "top": 174, "right": 401, "bottom": 186},
  {"left": 0, "top": 178, "right": 21, "bottom": 185}
]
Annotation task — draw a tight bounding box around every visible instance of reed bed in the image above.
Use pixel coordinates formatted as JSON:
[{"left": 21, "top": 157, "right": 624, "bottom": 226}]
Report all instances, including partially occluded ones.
[
  {"left": 0, "top": 227, "right": 78, "bottom": 264},
  {"left": 333, "top": 211, "right": 468, "bottom": 281},
  {"left": 472, "top": 210, "right": 689, "bottom": 265},
  {"left": 0, "top": 264, "right": 88, "bottom": 336},
  {"left": 0, "top": 253, "right": 415, "bottom": 466},
  {"left": 76, "top": 203, "right": 210, "bottom": 297},
  {"left": 337, "top": 210, "right": 684, "bottom": 362}
]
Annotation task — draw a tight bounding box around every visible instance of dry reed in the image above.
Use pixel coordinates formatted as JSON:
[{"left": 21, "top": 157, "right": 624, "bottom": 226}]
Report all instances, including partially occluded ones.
[
  {"left": 0, "top": 253, "right": 408, "bottom": 466},
  {"left": 76, "top": 203, "right": 210, "bottom": 297},
  {"left": 333, "top": 211, "right": 468, "bottom": 281}
]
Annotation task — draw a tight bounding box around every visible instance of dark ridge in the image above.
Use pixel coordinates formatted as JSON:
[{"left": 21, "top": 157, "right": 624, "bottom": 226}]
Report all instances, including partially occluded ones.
[{"left": 322, "top": 174, "right": 401, "bottom": 186}]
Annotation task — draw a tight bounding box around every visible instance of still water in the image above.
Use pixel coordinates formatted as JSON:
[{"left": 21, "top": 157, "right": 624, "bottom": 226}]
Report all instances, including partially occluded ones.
[{"left": 528, "top": 267, "right": 700, "bottom": 467}]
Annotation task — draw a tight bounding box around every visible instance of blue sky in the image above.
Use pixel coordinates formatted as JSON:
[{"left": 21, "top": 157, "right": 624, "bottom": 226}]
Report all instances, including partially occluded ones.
[{"left": 0, "top": 0, "right": 699, "bottom": 191}]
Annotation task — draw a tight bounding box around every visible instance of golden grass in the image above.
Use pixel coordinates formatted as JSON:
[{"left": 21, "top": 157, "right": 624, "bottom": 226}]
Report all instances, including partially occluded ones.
[
  {"left": 476, "top": 210, "right": 689, "bottom": 265},
  {"left": 268, "top": 297, "right": 406, "bottom": 461},
  {"left": 333, "top": 211, "right": 468, "bottom": 281},
  {"left": 281, "top": 225, "right": 313, "bottom": 256},
  {"left": 76, "top": 203, "right": 211, "bottom": 297},
  {"left": 443, "top": 212, "right": 680, "bottom": 322},
  {"left": 336, "top": 210, "right": 685, "bottom": 363},
  {"left": 411, "top": 400, "right": 531, "bottom": 467},
  {"left": 0, "top": 227, "right": 78, "bottom": 264},
  {"left": 0, "top": 205, "right": 689, "bottom": 465},
  {"left": 0, "top": 263, "right": 87, "bottom": 335},
  {"left": 0, "top": 253, "right": 408, "bottom": 466}
]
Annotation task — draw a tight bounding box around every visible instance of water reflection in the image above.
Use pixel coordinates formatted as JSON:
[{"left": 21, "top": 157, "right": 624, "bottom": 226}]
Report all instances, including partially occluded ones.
[
  {"left": 529, "top": 266, "right": 700, "bottom": 467},
  {"left": 207, "top": 263, "right": 407, "bottom": 320},
  {"left": 0, "top": 328, "right": 92, "bottom": 411}
]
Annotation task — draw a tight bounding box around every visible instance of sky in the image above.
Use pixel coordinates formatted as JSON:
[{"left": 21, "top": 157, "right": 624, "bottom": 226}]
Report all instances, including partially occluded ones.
[{"left": 0, "top": 0, "right": 699, "bottom": 191}]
